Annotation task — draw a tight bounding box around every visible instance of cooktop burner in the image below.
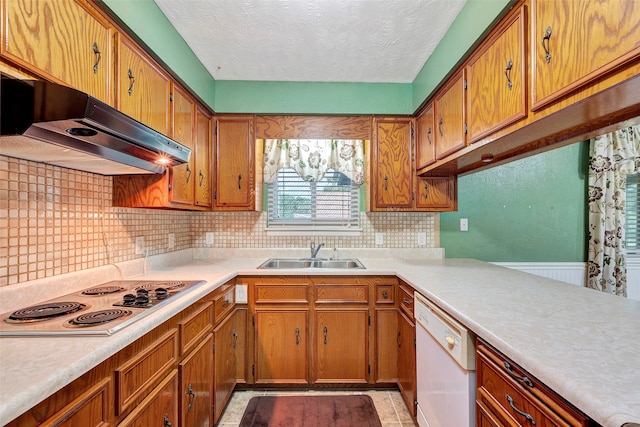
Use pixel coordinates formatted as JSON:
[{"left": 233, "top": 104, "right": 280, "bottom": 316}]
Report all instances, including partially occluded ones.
[
  {"left": 81, "top": 286, "right": 126, "bottom": 295},
  {"left": 0, "top": 279, "right": 205, "bottom": 336},
  {"left": 6, "top": 302, "right": 87, "bottom": 323},
  {"left": 65, "top": 309, "right": 132, "bottom": 327}
]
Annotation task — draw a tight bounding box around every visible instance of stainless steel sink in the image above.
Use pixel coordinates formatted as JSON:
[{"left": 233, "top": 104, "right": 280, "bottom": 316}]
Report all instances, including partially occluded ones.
[{"left": 258, "top": 258, "right": 365, "bottom": 269}]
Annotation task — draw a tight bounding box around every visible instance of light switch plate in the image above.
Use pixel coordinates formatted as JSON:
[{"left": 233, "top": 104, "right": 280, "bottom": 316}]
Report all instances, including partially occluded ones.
[
  {"left": 205, "top": 232, "right": 215, "bottom": 245},
  {"left": 135, "top": 236, "right": 145, "bottom": 255},
  {"left": 460, "top": 218, "right": 469, "bottom": 232},
  {"left": 168, "top": 233, "right": 175, "bottom": 249},
  {"left": 375, "top": 233, "right": 384, "bottom": 245},
  {"left": 236, "top": 284, "right": 248, "bottom": 304},
  {"left": 417, "top": 232, "right": 427, "bottom": 246}
]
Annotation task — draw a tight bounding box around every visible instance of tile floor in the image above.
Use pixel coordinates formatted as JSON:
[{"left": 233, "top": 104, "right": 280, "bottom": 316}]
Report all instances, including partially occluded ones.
[{"left": 217, "top": 389, "right": 417, "bottom": 427}]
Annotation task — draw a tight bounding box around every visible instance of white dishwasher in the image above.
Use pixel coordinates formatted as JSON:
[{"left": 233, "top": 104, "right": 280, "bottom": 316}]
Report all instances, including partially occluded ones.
[{"left": 414, "top": 292, "right": 476, "bottom": 427}]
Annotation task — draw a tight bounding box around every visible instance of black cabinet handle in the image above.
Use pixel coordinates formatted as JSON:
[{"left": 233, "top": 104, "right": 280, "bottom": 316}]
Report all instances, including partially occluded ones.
[
  {"left": 323, "top": 326, "right": 328, "bottom": 345},
  {"left": 397, "top": 331, "right": 401, "bottom": 348},
  {"left": 384, "top": 176, "right": 388, "bottom": 191},
  {"left": 199, "top": 170, "right": 204, "bottom": 186},
  {"left": 238, "top": 174, "right": 242, "bottom": 189},
  {"left": 185, "top": 165, "right": 192, "bottom": 183},
  {"left": 541, "top": 26, "right": 552, "bottom": 63},
  {"left": 504, "top": 59, "right": 513, "bottom": 90},
  {"left": 426, "top": 127, "right": 432, "bottom": 145},
  {"left": 295, "top": 327, "right": 300, "bottom": 345},
  {"left": 163, "top": 414, "right": 172, "bottom": 427},
  {"left": 503, "top": 361, "right": 534, "bottom": 387},
  {"left": 506, "top": 394, "right": 536, "bottom": 424},
  {"left": 127, "top": 68, "right": 136, "bottom": 96},
  {"left": 438, "top": 118, "right": 444, "bottom": 137},
  {"left": 92, "top": 42, "right": 101, "bottom": 74},
  {"left": 187, "top": 384, "right": 195, "bottom": 412},
  {"left": 382, "top": 291, "right": 388, "bottom": 299},
  {"left": 423, "top": 182, "right": 429, "bottom": 199}
]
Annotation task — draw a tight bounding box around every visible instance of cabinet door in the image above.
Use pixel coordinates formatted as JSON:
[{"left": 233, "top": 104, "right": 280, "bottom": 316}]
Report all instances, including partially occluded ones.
[
  {"left": 434, "top": 71, "right": 466, "bottom": 160},
  {"left": 415, "top": 176, "right": 457, "bottom": 211},
  {"left": 214, "top": 115, "right": 255, "bottom": 210},
  {"left": 398, "top": 310, "right": 415, "bottom": 417},
  {"left": 117, "top": 35, "right": 171, "bottom": 135},
  {"left": 314, "top": 309, "right": 368, "bottom": 383},
  {"left": 372, "top": 117, "right": 413, "bottom": 209},
  {"left": 532, "top": 0, "right": 640, "bottom": 110},
  {"left": 180, "top": 333, "right": 213, "bottom": 427},
  {"left": 195, "top": 107, "right": 212, "bottom": 207},
  {"left": 254, "top": 309, "right": 309, "bottom": 384},
  {"left": 39, "top": 378, "right": 112, "bottom": 427},
  {"left": 169, "top": 85, "right": 196, "bottom": 205},
  {"left": 415, "top": 104, "right": 436, "bottom": 170},
  {"left": 466, "top": 7, "right": 526, "bottom": 143},
  {"left": 117, "top": 369, "right": 178, "bottom": 427},
  {"left": 1, "top": 0, "right": 113, "bottom": 104},
  {"left": 214, "top": 313, "right": 236, "bottom": 422},
  {"left": 375, "top": 309, "right": 398, "bottom": 383}
]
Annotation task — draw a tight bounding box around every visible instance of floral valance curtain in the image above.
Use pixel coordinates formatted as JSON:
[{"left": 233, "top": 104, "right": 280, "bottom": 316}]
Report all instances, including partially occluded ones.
[
  {"left": 587, "top": 124, "right": 640, "bottom": 296},
  {"left": 263, "top": 139, "right": 366, "bottom": 184}
]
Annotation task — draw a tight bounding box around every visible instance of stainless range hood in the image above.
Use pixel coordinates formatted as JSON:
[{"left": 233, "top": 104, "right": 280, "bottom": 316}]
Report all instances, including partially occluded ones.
[{"left": 0, "top": 75, "right": 190, "bottom": 175}]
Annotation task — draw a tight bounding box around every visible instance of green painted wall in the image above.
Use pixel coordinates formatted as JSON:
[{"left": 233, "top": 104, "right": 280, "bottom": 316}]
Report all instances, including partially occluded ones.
[
  {"left": 100, "top": 0, "right": 216, "bottom": 109},
  {"left": 215, "top": 81, "right": 411, "bottom": 114},
  {"left": 440, "top": 142, "right": 589, "bottom": 262},
  {"left": 411, "top": 0, "right": 512, "bottom": 111}
]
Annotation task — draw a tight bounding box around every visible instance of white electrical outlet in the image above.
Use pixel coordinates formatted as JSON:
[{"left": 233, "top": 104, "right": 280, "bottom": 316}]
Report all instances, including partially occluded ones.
[
  {"left": 375, "top": 233, "right": 384, "bottom": 245},
  {"left": 135, "top": 236, "right": 145, "bottom": 255},
  {"left": 168, "top": 233, "right": 175, "bottom": 249},
  {"left": 460, "top": 218, "right": 469, "bottom": 232},
  {"left": 417, "top": 232, "right": 427, "bottom": 246},
  {"left": 205, "top": 232, "right": 215, "bottom": 245}
]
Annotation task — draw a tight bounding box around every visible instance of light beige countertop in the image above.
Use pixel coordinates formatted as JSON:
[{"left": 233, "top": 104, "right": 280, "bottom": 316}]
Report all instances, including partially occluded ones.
[{"left": 0, "top": 249, "right": 639, "bottom": 426}]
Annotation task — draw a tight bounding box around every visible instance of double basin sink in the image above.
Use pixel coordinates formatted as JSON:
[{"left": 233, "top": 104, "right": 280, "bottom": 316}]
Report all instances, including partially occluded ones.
[{"left": 258, "top": 258, "right": 365, "bottom": 269}]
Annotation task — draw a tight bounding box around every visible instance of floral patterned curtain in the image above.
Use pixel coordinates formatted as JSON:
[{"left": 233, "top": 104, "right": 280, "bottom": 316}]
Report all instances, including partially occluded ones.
[
  {"left": 587, "top": 125, "right": 640, "bottom": 296},
  {"left": 263, "top": 139, "right": 366, "bottom": 184}
]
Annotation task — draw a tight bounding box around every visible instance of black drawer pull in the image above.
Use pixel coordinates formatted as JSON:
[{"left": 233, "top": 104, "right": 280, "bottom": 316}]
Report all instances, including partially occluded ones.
[
  {"left": 506, "top": 394, "right": 536, "bottom": 424},
  {"left": 504, "top": 361, "right": 534, "bottom": 387}
]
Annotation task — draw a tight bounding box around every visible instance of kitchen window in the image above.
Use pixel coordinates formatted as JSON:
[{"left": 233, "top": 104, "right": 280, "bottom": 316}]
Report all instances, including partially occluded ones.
[
  {"left": 267, "top": 168, "right": 361, "bottom": 232},
  {"left": 627, "top": 173, "right": 639, "bottom": 256}
]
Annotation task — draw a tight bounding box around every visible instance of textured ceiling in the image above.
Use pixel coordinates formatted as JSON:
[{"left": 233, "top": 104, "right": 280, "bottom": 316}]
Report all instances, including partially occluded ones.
[{"left": 153, "top": 0, "right": 467, "bottom": 83}]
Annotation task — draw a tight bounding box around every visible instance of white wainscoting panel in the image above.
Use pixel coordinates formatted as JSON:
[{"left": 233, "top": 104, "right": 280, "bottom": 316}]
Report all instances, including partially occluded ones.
[{"left": 492, "top": 261, "right": 640, "bottom": 302}]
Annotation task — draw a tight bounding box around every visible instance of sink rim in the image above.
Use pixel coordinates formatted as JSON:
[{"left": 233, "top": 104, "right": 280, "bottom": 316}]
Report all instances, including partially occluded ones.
[{"left": 257, "top": 258, "right": 366, "bottom": 269}]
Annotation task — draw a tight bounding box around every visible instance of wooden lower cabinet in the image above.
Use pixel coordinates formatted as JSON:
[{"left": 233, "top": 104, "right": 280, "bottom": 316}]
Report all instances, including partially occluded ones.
[
  {"left": 314, "top": 308, "right": 369, "bottom": 383},
  {"left": 38, "top": 378, "right": 112, "bottom": 427},
  {"left": 375, "top": 308, "right": 398, "bottom": 383},
  {"left": 179, "top": 333, "right": 213, "bottom": 427},
  {"left": 117, "top": 369, "right": 179, "bottom": 427},
  {"left": 213, "top": 307, "right": 237, "bottom": 423},
  {"left": 397, "top": 309, "right": 416, "bottom": 417},
  {"left": 254, "top": 309, "right": 309, "bottom": 384}
]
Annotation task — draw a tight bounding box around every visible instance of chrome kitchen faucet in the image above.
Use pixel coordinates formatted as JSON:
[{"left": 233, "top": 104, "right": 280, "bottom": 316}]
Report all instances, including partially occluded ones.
[{"left": 310, "top": 241, "right": 325, "bottom": 259}]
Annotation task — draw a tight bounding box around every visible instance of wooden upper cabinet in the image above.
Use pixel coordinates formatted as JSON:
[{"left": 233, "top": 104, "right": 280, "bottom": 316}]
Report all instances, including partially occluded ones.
[
  {"left": 415, "top": 177, "right": 457, "bottom": 211},
  {"left": 466, "top": 5, "right": 527, "bottom": 144},
  {"left": 214, "top": 115, "right": 255, "bottom": 210},
  {"left": 415, "top": 103, "right": 436, "bottom": 170},
  {"left": 434, "top": 70, "right": 466, "bottom": 160},
  {"left": 169, "top": 84, "right": 196, "bottom": 205},
  {"left": 117, "top": 35, "right": 171, "bottom": 135},
  {"left": 372, "top": 117, "right": 413, "bottom": 209},
  {"left": 1, "top": 0, "right": 113, "bottom": 104},
  {"left": 531, "top": 0, "right": 640, "bottom": 110},
  {"left": 195, "top": 107, "right": 212, "bottom": 208}
]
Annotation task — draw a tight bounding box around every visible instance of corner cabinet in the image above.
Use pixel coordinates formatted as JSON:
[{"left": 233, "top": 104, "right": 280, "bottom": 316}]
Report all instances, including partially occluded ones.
[
  {"left": 0, "top": 0, "right": 114, "bottom": 104},
  {"left": 531, "top": 0, "right": 640, "bottom": 110},
  {"left": 213, "top": 115, "right": 256, "bottom": 211}
]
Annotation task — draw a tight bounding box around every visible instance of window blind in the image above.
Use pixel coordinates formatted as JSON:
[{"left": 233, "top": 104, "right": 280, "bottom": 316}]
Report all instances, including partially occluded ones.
[
  {"left": 627, "top": 173, "right": 639, "bottom": 255},
  {"left": 267, "top": 168, "right": 360, "bottom": 228}
]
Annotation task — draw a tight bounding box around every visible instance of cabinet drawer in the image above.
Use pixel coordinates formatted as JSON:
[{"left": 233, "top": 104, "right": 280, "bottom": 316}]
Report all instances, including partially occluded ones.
[
  {"left": 314, "top": 284, "right": 369, "bottom": 304},
  {"left": 375, "top": 284, "right": 395, "bottom": 304},
  {"left": 115, "top": 329, "right": 178, "bottom": 415},
  {"left": 477, "top": 341, "right": 589, "bottom": 427},
  {"left": 255, "top": 284, "right": 310, "bottom": 304},
  {"left": 398, "top": 285, "right": 414, "bottom": 317},
  {"left": 179, "top": 302, "right": 213, "bottom": 356},
  {"left": 40, "top": 378, "right": 112, "bottom": 427},
  {"left": 214, "top": 286, "right": 235, "bottom": 324},
  {"left": 117, "top": 369, "right": 179, "bottom": 427}
]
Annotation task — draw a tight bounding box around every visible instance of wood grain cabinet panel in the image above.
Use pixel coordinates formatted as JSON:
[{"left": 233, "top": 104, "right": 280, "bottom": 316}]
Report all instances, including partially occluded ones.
[
  {"left": 254, "top": 309, "right": 309, "bottom": 384},
  {"left": 213, "top": 309, "right": 237, "bottom": 423},
  {"left": 415, "top": 176, "right": 457, "bottom": 211},
  {"left": 39, "top": 377, "right": 112, "bottom": 427},
  {"left": 531, "top": 0, "right": 640, "bottom": 110},
  {"left": 178, "top": 302, "right": 213, "bottom": 356},
  {"left": 372, "top": 117, "right": 413, "bottom": 209},
  {"left": 397, "top": 309, "right": 416, "bottom": 418},
  {"left": 194, "top": 106, "right": 213, "bottom": 207},
  {"left": 116, "top": 35, "right": 171, "bottom": 135},
  {"left": 169, "top": 85, "right": 196, "bottom": 206},
  {"left": 214, "top": 115, "right": 255, "bottom": 210},
  {"left": 375, "top": 309, "right": 398, "bottom": 384},
  {"left": 179, "top": 333, "right": 213, "bottom": 427},
  {"left": 314, "top": 308, "right": 368, "bottom": 383},
  {"left": 434, "top": 70, "right": 466, "bottom": 160},
  {"left": 415, "top": 103, "right": 436, "bottom": 170},
  {"left": 1, "top": 0, "right": 113, "bottom": 104},
  {"left": 117, "top": 369, "right": 179, "bottom": 427},
  {"left": 466, "top": 6, "right": 527, "bottom": 143}
]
